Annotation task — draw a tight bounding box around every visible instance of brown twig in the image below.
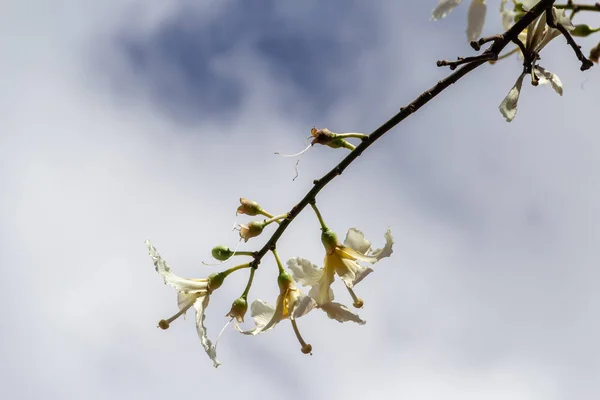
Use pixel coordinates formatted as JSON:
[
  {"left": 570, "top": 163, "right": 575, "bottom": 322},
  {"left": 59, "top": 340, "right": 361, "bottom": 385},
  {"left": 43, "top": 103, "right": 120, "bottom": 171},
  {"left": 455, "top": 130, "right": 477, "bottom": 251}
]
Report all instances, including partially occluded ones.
[
  {"left": 250, "top": 0, "right": 575, "bottom": 267},
  {"left": 546, "top": 4, "right": 595, "bottom": 70}
]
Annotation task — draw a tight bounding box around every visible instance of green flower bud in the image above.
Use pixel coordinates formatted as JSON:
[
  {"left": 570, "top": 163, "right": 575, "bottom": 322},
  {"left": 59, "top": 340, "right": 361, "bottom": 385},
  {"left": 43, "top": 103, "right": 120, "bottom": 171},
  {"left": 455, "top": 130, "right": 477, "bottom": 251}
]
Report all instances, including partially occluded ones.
[
  {"left": 571, "top": 24, "right": 600, "bottom": 38},
  {"left": 237, "top": 198, "right": 262, "bottom": 216},
  {"left": 226, "top": 297, "right": 248, "bottom": 323},
  {"left": 212, "top": 245, "right": 234, "bottom": 261},
  {"left": 239, "top": 221, "right": 265, "bottom": 242}
]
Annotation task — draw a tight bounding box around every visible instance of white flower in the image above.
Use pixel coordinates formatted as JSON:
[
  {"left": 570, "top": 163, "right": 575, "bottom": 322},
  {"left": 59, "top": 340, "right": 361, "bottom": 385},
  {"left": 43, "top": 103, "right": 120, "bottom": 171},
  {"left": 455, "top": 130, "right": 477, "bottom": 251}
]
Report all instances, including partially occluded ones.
[
  {"left": 147, "top": 240, "right": 221, "bottom": 368},
  {"left": 238, "top": 271, "right": 316, "bottom": 354},
  {"left": 290, "top": 227, "right": 394, "bottom": 311},
  {"left": 432, "top": 0, "right": 487, "bottom": 42},
  {"left": 498, "top": 7, "right": 572, "bottom": 122}
]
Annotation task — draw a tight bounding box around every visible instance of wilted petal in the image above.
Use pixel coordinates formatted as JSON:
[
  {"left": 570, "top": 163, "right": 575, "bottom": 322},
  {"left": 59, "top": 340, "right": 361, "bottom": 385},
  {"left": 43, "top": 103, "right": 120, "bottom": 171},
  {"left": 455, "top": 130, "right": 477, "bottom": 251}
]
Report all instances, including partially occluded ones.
[
  {"left": 193, "top": 295, "right": 220, "bottom": 368},
  {"left": 466, "top": 0, "right": 486, "bottom": 42},
  {"left": 292, "top": 294, "right": 317, "bottom": 318},
  {"left": 535, "top": 66, "right": 563, "bottom": 95},
  {"left": 370, "top": 227, "right": 394, "bottom": 260},
  {"left": 499, "top": 73, "right": 526, "bottom": 122},
  {"left": 343, "top": 228, "right": 372, "bottom": 255},
  {"left": 287, "top": 257, "right": 323, "bottom": 287},
  {"left": 432, "top": 0, "right": 462, "bottom": 20},
  {"left": 147, "top": 241, "right": 209, "bottom": 293},
  {"left": 320, "top": 302, "right": 366, "bottom": 325}
]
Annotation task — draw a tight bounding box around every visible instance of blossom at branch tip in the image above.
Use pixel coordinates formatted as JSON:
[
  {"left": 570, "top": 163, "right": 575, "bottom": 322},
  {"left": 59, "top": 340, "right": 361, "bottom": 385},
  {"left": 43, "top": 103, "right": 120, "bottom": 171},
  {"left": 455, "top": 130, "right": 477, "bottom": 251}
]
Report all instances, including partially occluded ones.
[
  {"left": 289, "top": 227, "right": 394, "bottom": 312},
  {"left": 498, "top": 6, "right": 573, "bottom": 122},
  {"left": 147, "top": 240, "right": 221, "bottom": 368},
  {"left": 432, "top": 0, "right": 487, "bottom": 42}
]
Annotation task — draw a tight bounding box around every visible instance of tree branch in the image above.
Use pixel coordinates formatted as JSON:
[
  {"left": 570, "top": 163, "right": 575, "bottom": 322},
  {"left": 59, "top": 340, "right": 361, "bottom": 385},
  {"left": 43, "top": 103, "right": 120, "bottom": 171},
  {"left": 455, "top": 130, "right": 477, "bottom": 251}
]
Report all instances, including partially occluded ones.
[{"left": 250, "top": 0, "right": 566, "bottom": 266}]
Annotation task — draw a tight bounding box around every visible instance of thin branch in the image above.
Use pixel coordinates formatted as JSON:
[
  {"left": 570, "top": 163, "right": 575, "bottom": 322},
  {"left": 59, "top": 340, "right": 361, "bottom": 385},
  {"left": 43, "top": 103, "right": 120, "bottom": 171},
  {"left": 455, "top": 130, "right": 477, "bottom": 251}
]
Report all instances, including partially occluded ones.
[
  {"left": 555, "top": 2, "right": 600, "bottom": 13},
  {"left": 249, "top": 0, "right": 571, "bottom": 267},
  {"left": 546, "top": 4, "right": 595, "bottom": 70}
]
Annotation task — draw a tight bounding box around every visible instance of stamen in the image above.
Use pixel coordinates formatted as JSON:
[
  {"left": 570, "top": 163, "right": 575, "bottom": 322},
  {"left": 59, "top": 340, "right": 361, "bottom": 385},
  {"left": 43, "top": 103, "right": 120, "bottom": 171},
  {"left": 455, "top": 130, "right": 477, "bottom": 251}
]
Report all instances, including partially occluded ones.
[
  {"left": 214, "top": 318, "right": 233, "bottom": 352},
  {"left": 290, "top": 318, "right": 312, "bottom": 355},
  {"left": 274, "top": 142, "right": 313, "bottom": 158},
  {"left": 157, "top": 298, "right": 196, "bottom": 330},
  {"left": 346, "top": 286, "right": 364, "bottom": 309}
]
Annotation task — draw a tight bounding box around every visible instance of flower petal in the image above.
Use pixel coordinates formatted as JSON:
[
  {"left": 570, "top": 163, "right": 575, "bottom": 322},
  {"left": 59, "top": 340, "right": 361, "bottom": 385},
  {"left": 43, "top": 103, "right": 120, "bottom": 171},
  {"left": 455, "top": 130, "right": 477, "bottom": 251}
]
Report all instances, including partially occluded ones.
[
  {"left": 499, "top": 72, "right": 526, "bottom": 122},
  {"left": 431, "top": 0, "right": 462, "bottom": 21},
  {"left": 236, "top": 299, "right": 277, "bottom": 335},
  {"left": 320, "top": 302, "right": 366, "bottom": 325},
  {"left": 535, "top": 66, "right": 563, "bottom": 95},
  {"left": 310, "top": 263, "right": 336, "bottom": 305},
  {"left": 147, "top": 241, "right": 209, "bottom": 293},
  {"left": 352, "top": 266, "right": 374, "bottom": 287},
  {"left": 552, "top": 7, "right": 574, "bottom": 31},
  {"left": 193, "top": 295, "right": 220, "bottom": 368},
  {"left": 338, "top": 246, "right": 378, "bottom": 264},
  {"left": 370, "top": 227, "right": 394, "bottom": 260},
  {"left": 287, "top": 257, "right": 323, "bottom": 287},
  {"left": 466, "top": 0, "right": 486, "bottom": 42},
  {"left": 343, "top": 228, "right": 372, "bottom": 255},
  {"left": 292, "top": 294, "right": 317, "bottom": 318},
  {"left": 177, "top": 292, "right": 197, "bottom": 319}
]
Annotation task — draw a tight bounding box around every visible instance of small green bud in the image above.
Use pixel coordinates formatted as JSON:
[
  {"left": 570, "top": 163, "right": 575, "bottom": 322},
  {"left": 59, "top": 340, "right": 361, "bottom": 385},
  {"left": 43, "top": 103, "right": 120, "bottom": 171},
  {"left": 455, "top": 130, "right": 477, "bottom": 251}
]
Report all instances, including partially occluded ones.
[
  {"left": 212, "top": 245, "right": 234, "bottom": 261},
  {"left": 208, "top": 272, "right": 226, "bottom": 291},
  {"left": 321, "top": 228, "right": 338, "bottom": 254},
  {"left": 239, "top": 221, "right": 265, "bottom": 242},
  {"left": 237, "top": 198, "right": 262, "bottom": 216},
  {"left": 571, "top": 24, "right": 600, "bottom": 38},
  {"left": 327, "top": 137, "right": 351, "bottom": 149},
  {"left": 226, "top": 297, "right": 248, "bottom": 323}
]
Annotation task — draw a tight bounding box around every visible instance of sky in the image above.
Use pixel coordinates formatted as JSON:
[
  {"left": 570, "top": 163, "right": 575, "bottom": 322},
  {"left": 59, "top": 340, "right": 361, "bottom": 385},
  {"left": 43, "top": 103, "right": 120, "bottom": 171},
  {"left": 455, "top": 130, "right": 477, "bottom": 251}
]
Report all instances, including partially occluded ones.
[{"left": 1, "top": 1, "right": 600, "bottom": 399}]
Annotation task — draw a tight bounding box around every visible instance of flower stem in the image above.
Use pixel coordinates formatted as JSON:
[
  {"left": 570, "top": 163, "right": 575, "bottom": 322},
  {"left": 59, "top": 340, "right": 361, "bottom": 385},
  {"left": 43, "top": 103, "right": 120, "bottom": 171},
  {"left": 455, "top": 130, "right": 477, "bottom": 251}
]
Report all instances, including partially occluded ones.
[
  {"left": 310, "top": 202, "right": 328, "bottom": 231},
  {"left": 336, "top": 132, "right": 368, "bottom": 140},
  {"left": 241, "top": 267, "right": 256, "bottom": 297},
  {"left": 264, "top": 213, "right": 288, "bottom": 226},
  {"left": 271, "top": 248, "right": 285, "bottom": 273},
  {"left": 222, "top": 262, "right": 251, "bottom": 277}
]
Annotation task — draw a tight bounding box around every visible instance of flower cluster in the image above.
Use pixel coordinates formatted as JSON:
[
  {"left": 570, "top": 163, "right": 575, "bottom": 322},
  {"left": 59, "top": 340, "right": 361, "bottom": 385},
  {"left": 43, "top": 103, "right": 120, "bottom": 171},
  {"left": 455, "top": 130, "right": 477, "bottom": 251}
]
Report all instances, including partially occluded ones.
[{"left": 148, "top": 193, "right": 394, "bottom": 367}]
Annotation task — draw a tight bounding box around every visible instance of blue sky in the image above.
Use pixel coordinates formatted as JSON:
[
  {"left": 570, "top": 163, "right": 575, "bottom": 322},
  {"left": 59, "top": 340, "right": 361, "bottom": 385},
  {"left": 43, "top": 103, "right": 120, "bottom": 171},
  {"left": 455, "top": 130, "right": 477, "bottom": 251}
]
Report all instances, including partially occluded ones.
[{"left": 2, "top": 1, "right": 600, "bottom": 399}]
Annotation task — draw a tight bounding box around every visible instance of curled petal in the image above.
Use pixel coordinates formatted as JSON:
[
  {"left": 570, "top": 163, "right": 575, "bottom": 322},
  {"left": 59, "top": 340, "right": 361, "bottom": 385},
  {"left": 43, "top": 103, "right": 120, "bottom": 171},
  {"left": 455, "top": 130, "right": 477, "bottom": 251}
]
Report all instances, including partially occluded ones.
[
  {"left": 147, "top": 240, "right": 209, "bottom": 293},
  {"left": 287, "top": 257, "right": 323, "bottom": 287},
  {"left": 343, "top": 228, "right": 372, "bottom": 255},
  {"left": 535, "top": 66, "right": 563, "bottom": 96},
  {"left": 338, "top": 246, "right": 378, "bottom": 264},
  {"left": 499, "top": 73, "right": 526, "bottom": 122},
  {"left": 292, "top": 294, "right": 317, "bottom": 318},
  {"left": 320, "top": 302, "right": 366, "bottom": 325},
  {"left": 237, "top": 300, "right": 277, "bottom": 335},
  {"left": 193, "top": 295, "right": 220, "bottom": 368},
  {"left": 370, "top": 227, "right": 394, "bottom": 260},
  {"left": 432, "top": 0, "right": 462, "bottom": 20},
  {"left": 466, "top": 0, "right": 486, "bottom": 42},
  {"left": 352, "top": 266, "right": 374, "bottom": 287}
]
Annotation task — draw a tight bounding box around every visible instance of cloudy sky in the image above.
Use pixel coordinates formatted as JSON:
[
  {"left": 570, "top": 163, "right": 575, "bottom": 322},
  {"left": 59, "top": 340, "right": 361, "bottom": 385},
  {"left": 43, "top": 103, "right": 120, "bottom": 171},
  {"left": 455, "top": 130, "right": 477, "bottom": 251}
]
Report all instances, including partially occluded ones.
[{"left": 2, "top": 1, "right": 599, "bottom": 399}]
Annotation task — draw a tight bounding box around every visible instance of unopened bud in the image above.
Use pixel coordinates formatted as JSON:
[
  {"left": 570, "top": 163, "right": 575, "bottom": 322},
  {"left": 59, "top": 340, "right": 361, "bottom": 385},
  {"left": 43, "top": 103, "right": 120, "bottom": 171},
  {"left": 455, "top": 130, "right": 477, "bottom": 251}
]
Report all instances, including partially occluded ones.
[
  {"left": 239, "top": 221, "right": 265, "bottom": 242},
  {"left": 212, "top": 245, "right": 234, "bottom": 261},
  {"left": 226, "top": 297, "right": 248, "bottom": 323},
  {"left": 237, "top": 198, "right": 262, "bottom": 216},
  {"left": 311, "top": 127, "right": 336, "bottom": 146}
]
